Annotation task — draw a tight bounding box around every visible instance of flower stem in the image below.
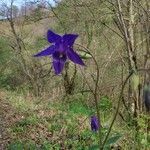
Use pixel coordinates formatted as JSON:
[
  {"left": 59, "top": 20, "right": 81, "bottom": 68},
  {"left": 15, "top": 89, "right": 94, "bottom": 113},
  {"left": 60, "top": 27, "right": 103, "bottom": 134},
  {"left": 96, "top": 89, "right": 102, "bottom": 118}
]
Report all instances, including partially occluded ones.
[
  {"left": 101, "top": 72, "right": 133, "bottom": 149},
  {"left": 76, "top": 44, "right": 102, "bottom": 148}
]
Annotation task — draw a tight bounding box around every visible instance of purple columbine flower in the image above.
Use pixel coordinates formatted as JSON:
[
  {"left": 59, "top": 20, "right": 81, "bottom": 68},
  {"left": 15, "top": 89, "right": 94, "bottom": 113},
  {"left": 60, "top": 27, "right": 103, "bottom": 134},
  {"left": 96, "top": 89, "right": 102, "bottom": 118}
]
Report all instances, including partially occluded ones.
[
  {"left": 91, "top": 115, "right": 99, "bottom": 132},
  {"left": 34, "top": 30, "right": 85, "bottom": 75}
]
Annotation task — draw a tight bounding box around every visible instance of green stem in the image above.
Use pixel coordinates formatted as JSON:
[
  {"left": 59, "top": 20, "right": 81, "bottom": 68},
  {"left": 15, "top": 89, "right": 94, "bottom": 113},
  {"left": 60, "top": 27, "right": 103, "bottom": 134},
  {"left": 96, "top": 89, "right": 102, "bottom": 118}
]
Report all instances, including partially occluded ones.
[
  {"left": 76, "top": 44, "right": 102, "bottom": 149},
  {"left": 101, "top": 71, "right": 133, "bottom": 149}
]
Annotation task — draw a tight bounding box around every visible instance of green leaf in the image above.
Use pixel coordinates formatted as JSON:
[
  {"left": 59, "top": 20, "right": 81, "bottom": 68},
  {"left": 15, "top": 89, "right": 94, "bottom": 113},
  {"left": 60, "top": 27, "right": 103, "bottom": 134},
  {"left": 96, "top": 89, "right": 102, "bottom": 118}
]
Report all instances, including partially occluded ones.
[
  {"left": 131, "top": 73, "right": 140, "bottom": 91},
  {"left": 89, "top": 145, "right": 99, "bottom": 150},
  {"left": 144, "top": 84, "right": 150, "bottom": 92},
  {"left": 78, "top": 51, "right": 92, "bottom": 59},
  {"left": 8, "top": 141, "right": 24, "bottom": 150},
  {"left": 104, "top": 133, "right": 122, "bottom": 148}
]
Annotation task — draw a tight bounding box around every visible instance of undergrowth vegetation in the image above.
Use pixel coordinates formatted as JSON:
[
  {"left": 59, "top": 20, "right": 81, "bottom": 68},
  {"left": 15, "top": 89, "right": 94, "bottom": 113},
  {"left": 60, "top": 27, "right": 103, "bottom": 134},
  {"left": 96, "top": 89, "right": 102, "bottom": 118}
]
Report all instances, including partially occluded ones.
[
  {"left": 0, "top": 0, "right": 149, "bottom": 149},
  {"left": 0, "top": 90, "right": 130, "bottom": 149}
]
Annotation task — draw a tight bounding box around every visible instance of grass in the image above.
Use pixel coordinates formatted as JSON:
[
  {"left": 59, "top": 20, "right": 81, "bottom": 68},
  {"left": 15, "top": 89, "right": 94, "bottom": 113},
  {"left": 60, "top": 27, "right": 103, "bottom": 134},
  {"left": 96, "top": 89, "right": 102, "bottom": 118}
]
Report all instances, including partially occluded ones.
[
  {"left": 1, "top": 89, "right": 127, "bottom": 149},
  {"left": 0, "top": 90, "right": 94, "bottom": 148},
  {"left": 1, "top": 89, "right": 135, "bottom": 149}
]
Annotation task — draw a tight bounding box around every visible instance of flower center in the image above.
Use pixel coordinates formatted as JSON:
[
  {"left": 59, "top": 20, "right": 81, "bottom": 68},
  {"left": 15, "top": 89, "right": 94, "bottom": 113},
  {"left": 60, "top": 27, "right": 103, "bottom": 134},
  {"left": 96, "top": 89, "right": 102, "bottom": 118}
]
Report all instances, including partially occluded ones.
[{"left": 59, "top": 53, "right": 64, "bottom": 58}]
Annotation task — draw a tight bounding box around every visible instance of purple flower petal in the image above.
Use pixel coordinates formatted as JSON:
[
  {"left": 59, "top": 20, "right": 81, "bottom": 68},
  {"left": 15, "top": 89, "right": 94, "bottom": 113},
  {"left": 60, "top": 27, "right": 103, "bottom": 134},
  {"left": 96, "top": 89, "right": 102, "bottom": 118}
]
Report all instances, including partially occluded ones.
[
  {"left": 63, "top": 34, "right": 78, "bottom": 46},
  {"left": 91, "top": 116, "right": 99, "bottom": 132},
  {"left": 34, "top": 45, "right": 55, "bottom": 57},
  {"left": 55, "top": 42, "right": 66, "bottom": 53},
  {"left": 53, "top": 59, "right": 66, "bottom": 75},
  {"left": 52, "top": 51, "right": 67, "bottom": 74},
  {"left": 144, "top": 83, "right": 150, "bottom": 111},
  {"left": 47, "top": 30, "right": 61, "bottom": 43},
  {"left": 67, "top": 48, "right": 85, "bottom": 65}
]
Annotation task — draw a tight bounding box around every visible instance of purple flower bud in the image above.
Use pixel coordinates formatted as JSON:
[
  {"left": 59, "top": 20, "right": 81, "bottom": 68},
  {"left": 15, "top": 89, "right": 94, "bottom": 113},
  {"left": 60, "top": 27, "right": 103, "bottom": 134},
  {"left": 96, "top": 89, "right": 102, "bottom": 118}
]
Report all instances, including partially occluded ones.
[
  {"left": 144, "top": 82, "right": 150, "bottom": 111},
  {"left": 91, "top": 115, "right": 99, "bottom": 132}
]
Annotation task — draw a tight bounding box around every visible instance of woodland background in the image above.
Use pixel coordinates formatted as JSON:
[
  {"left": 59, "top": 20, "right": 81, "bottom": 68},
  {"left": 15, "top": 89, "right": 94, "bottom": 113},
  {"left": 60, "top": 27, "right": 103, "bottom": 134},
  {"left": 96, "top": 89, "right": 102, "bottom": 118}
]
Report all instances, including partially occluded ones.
[{"left": 0, "top": 0, "right": 149, "bottom": 149}]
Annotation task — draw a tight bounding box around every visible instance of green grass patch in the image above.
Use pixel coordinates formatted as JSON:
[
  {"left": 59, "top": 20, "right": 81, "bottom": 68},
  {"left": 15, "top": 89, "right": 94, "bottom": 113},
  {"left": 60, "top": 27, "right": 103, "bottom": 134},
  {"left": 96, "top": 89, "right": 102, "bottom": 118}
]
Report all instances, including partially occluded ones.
[
  {"left": 11, "top": 115, "right": 40, "bottom": 133},
  {"left": 7, "top": 140, "right": 37, "bottom": 150},
  {"left": 0, "top": 37, "right": 12, "bottom": 64}
]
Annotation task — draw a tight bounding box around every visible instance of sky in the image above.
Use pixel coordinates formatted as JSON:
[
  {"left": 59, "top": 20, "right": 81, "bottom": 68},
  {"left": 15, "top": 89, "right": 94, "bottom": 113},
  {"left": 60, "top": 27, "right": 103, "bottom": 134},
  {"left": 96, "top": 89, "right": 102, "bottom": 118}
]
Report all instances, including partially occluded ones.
[
  {"left": 0, "top": 0, "right": 58, "bottom": 19},
  {"left": 0, "top": 0, "right": 56, "bottom": 8}
]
